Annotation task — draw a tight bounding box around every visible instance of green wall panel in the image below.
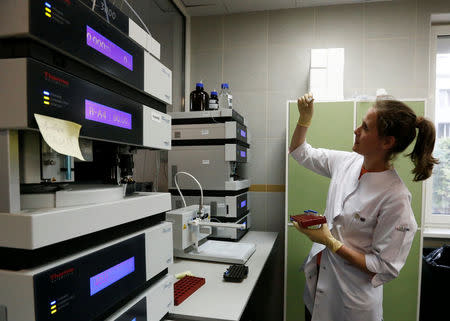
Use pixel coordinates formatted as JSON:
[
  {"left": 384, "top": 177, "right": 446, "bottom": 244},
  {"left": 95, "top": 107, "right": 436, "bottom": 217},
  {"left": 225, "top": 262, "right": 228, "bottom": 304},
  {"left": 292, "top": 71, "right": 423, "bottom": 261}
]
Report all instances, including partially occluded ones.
[
  {"left": 286, "top": 226, "right": 309, "bottom": 321},
  {"left": 286, "top": 101, "right": 354, "bottom": 321},
  {"left": 288, "top": 101, "right": 355, "bottom": 217},
  {"left": 356, "top": 100, "right": 424, "bottom": 321}
]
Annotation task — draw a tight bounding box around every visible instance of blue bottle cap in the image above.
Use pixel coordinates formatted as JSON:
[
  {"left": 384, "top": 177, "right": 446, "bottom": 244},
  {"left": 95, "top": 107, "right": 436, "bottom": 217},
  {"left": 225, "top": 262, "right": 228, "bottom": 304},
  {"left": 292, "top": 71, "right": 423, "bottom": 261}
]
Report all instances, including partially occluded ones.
[
  {"left": 196, "top": 83, "right": 204, "bottom": 88},
  {"left": 211, "top": 91, "right": 218, "bottom": 96},
  {"left": 221, "top": 83, "right": 229, "bottom": 89}
]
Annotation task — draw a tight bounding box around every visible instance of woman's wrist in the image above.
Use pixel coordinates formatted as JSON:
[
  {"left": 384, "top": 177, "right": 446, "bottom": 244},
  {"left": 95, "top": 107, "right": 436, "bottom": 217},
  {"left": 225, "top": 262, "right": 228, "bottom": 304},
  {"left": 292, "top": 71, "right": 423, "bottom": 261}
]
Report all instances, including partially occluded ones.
[
  {"left": 297, "top": 117, "right": 311, "bottom": 127},
  {"left": 326, "top": 236, "right": 343, "bottom": 253}
]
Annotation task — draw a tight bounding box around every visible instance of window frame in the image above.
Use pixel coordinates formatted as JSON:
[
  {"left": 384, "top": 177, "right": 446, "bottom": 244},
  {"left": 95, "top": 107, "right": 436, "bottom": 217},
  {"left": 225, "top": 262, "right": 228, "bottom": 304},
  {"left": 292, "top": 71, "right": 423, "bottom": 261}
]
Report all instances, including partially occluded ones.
[{"left": 425, "top": 25, "right": 450, "bottom": 229}]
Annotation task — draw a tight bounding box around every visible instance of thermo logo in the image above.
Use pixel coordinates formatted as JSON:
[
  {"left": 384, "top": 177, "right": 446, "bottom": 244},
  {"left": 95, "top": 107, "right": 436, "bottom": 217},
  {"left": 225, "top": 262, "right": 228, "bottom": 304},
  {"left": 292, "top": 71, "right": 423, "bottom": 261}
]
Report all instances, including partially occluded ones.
[
  {"left": 44, "top": 71, "right": 69, "bottom": 86},
  {"left": 50, "top": 267, "right": 75, "bottom": 282}
]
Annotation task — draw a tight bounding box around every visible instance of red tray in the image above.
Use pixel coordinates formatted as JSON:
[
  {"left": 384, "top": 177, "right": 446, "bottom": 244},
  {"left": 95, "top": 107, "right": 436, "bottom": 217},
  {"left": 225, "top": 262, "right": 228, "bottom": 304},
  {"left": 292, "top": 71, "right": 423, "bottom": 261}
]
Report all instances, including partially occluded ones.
[
  {"left": 290, "top": 214, "right": 327, "bottom": 228},
  {"left": 174, "top": 276, "right": 206, "bottom": 306}
]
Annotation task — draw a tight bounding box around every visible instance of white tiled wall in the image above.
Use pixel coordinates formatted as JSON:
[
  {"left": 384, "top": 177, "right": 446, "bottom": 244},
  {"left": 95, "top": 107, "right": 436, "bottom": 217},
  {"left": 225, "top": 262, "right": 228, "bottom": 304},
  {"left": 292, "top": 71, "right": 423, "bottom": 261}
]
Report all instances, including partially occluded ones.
[{"left": 187, "top": 0, "right": 450, "bottom": 234}]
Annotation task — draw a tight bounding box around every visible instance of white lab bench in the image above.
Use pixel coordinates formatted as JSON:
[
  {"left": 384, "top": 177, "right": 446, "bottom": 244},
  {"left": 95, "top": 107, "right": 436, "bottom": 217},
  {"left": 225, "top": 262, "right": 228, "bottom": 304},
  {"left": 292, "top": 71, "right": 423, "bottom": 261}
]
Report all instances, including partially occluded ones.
[{"left": 165, "top": 231, "right": 280, "bottom": 321}]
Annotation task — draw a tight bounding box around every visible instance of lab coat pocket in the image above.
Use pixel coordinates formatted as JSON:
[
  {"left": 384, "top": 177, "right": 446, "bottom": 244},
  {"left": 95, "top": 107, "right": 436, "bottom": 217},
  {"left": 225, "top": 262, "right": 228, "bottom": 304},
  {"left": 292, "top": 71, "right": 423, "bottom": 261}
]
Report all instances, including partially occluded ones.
[
  {"left": 346, "top": 206, "right": 374, "bottom": 230},
  {"left": 343, "top": 207, "right": 377, "bottom": 250},
  {"left": 343, "top": 201, "right": 371, "bottom": 229}
]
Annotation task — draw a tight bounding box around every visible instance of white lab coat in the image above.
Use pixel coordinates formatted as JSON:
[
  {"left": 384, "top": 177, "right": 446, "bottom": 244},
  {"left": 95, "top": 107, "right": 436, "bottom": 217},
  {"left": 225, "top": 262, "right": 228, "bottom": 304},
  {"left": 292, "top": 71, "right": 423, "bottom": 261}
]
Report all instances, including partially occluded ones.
[{"left": 290, "top": 142, "right": 418, "bottom": 321}]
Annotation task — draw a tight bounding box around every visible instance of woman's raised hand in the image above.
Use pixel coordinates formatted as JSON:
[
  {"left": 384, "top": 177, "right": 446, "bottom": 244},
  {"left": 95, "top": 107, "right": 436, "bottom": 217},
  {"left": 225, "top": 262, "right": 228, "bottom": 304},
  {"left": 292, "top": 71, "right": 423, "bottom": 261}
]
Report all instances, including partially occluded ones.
[{"left": 297, "top": 92, "right": 314, "bottom": 127}]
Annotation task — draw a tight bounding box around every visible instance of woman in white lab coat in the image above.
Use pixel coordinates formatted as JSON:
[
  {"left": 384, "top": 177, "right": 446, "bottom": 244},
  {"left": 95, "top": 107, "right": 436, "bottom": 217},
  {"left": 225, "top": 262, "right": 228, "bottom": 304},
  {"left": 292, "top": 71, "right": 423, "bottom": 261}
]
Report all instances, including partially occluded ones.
[{"left": 289, "top": 94, "right": 438, "bottom": 321}]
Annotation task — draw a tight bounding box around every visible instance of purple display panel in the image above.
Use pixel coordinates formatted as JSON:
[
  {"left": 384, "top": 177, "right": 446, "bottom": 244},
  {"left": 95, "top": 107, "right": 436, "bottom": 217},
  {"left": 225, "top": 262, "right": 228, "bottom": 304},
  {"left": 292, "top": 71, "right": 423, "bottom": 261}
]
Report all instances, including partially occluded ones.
[
  {"left": 240, "top": 129, "right": 246, "bottom": 138},
  {"left": 240, "top": 151, "right": 246, "bottom": 158},
  {"left": 85, "top": 99, "right": 132, "bottom": 129},
  {"left": 241, "top": 200, "right": 246, "bottom": 208},
  {"left": 90, "top": 257, "right": 135, "bottom": 296},
  {"left": 86, "top": 26, "right": 133, "bottom": 71}
]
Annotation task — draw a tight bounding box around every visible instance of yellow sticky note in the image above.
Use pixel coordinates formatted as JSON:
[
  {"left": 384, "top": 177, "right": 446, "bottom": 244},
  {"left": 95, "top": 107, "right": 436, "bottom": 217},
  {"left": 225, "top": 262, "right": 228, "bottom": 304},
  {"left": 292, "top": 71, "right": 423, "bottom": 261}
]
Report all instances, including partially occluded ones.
[{"left": 34, "top": 114, "right": 85, "bottom": 161}]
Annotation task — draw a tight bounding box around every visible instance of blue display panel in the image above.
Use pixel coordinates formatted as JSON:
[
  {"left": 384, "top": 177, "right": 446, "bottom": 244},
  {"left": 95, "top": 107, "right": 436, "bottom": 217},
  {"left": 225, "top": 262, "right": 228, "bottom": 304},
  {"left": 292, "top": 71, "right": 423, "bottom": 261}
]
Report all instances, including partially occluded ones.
[
  {"left": 85, "top": 99, "right": 132, "bottom": 130},
  {"left": 240, "top": 129, "right": 246, "bottom": 138},
  {"left": 241, "top": 200, "right": 246, "bottom": 208},
  {"left": 86, "top": 26, "right": 133, "bottom": 71},
  {"left": 240, "top": 151, "right": 246, "bottom": 158},
  {"left": 34, "top": 234, "right": 146, "bottom": 321},
  {"left": 90, "top": 257, "right": 135, "bottom": 296}
]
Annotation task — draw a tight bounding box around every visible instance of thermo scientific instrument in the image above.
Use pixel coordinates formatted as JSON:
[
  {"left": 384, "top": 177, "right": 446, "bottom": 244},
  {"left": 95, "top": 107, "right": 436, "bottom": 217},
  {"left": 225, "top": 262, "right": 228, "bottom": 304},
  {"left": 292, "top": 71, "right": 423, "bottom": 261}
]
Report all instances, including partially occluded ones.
[
  {"left": 172, "top": 192, "right": 249, "bottom": 219},
  {"left": 169, "top": 111, "right": 249, "bottom": 191},
  {"left": 0, "top": 222, "right": 173, "bottom": 321},
  {"left": 0, "top": 57, "right": 172, "bottom": 250},
  {"left": 0, "top": 2, "right": 175, "bottom": 320},
  {"left": 0, "top": 58, "right": 171, "bottom": 149},
  {"left": 171, "top": 109, "right": 245, "bottom": 125},
  {"left": 0, "top": 0, "right": 172, "bottom": 105},
  {"left": 169, "top": 110, "right": 251, "bottom": 239},
  {"left": 168, "top": 144, "right": 250, "bottom": 191},
  {"left": 166, "top": 205, "right": 255, "bottom": 264},
  {"left": 172, "top": 121, "right": 248, "bottom": 146},
  {"left": 171, "top": 193, "right": 251, "bottom": 241}
]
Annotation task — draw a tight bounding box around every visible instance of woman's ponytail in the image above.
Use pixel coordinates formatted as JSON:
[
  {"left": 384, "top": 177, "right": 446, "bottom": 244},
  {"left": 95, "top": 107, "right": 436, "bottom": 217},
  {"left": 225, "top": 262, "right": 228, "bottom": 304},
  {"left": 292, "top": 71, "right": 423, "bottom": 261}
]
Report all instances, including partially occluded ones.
[
  {"left": 374, "top": 99, "right": 439, "bottom": 182},
  {"left": 408, "top": 117, "right": 439, "bottom": 181}
]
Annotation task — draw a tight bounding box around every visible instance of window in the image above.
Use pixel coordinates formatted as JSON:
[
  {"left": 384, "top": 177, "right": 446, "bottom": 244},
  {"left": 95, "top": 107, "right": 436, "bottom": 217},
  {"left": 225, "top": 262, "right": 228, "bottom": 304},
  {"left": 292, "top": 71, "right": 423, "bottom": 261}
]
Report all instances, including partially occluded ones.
[
  {"left": 426, "top": 26, "right": 450, "bottom": 228},
  {"left": 438, "top": 89, "right": 450, "bottom": 109},
  {"left": 438, "top": 122, "right": 450, "bottom": 138}
]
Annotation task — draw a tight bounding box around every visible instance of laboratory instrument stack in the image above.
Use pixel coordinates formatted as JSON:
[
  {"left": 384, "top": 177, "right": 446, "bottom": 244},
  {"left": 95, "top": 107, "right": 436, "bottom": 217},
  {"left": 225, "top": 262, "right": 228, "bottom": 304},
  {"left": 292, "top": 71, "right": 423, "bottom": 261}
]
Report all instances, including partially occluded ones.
[
  {"left": 168, "top": 108, "right": 252, "bottom": 241},
  {"left": 0, "top": 1, "right": 175, "bottom": 320}
]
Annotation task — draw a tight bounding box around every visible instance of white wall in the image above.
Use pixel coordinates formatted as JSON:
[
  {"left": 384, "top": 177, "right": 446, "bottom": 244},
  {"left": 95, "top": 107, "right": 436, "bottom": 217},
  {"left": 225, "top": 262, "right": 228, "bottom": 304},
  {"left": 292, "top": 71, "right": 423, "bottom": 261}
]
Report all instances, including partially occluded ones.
[{"left": 188, "top": 0, "right": 450, "bottom": 236}]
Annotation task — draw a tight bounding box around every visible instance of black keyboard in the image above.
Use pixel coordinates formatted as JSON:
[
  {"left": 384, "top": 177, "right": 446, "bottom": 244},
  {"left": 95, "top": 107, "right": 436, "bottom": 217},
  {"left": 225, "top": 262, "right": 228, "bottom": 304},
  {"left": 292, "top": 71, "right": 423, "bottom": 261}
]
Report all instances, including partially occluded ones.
[{"left": 223, "top": 264, "right": 248, "bottom": 282}]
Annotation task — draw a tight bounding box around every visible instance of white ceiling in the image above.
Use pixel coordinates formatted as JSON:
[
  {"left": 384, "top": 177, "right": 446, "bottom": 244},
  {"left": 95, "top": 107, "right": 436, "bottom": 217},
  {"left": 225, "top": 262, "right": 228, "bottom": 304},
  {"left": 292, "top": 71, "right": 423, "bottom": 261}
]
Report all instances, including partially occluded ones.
[{"left": 181, "top": 0, "right": 392, "bottom": 16}]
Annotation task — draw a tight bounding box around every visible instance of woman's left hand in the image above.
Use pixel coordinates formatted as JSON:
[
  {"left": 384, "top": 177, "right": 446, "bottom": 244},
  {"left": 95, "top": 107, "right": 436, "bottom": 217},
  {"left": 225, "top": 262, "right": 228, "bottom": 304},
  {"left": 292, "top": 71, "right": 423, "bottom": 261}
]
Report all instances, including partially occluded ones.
[{"left": 293, "top": 222, "right": 343, "bottom": 253}]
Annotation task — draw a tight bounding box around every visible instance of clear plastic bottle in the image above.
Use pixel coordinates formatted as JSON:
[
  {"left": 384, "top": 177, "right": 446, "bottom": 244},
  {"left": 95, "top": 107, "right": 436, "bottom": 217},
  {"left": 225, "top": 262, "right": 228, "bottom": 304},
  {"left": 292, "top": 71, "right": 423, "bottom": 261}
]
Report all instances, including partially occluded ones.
[
  {"left": 208, "top": 90, "right": 219, "bottom": 110},
  {"left": 219, "top": 83, "right": 233, "bottom": 109},
  {"left": 190, "top": 82, "right": 209, "bottom": 111}
]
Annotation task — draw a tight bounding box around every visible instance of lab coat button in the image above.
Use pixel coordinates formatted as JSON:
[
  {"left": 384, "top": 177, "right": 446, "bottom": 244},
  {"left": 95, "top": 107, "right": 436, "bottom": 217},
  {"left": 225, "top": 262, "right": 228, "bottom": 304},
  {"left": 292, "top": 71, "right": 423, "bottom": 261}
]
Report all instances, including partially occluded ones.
[{"left": 322, "top": 266, "right": 326, "bottom": 270}]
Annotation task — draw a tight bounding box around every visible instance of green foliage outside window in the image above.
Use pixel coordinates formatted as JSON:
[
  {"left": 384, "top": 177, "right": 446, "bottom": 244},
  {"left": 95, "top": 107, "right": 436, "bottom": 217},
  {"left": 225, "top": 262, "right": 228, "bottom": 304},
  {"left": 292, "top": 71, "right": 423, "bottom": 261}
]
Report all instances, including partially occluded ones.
[{"left": 432, "top": 137, "right": 450, "bottom": 214}]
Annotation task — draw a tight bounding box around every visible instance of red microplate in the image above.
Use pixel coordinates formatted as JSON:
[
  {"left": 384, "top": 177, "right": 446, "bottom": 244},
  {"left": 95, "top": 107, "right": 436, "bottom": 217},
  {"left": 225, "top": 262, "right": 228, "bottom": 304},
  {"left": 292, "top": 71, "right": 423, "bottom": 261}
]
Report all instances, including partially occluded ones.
[
  {"left": 174, "top": 276, "right": 206, "bottom": 306},
  {"left": 290, "top": 214, "right": 327, "bottom": 228}
]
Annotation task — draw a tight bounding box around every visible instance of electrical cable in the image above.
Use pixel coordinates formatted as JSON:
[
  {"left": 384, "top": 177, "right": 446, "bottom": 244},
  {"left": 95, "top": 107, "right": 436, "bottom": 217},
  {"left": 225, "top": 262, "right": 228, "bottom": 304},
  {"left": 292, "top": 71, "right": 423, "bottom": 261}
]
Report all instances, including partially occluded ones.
[
  {"left": 174, "top": 171, "right": 203, "bottom": 213},
  {"left": 121, "top": 0, "right": 152, "bottom": 36},
  {"left": 91, "top": 0, "right": 110, "bottom": 23},
  {"left": 102, "top": 0, "right": 110, "bottom": 24},
  {"left": 92, "top": 0, "right": 151, "bottom": 37}
]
